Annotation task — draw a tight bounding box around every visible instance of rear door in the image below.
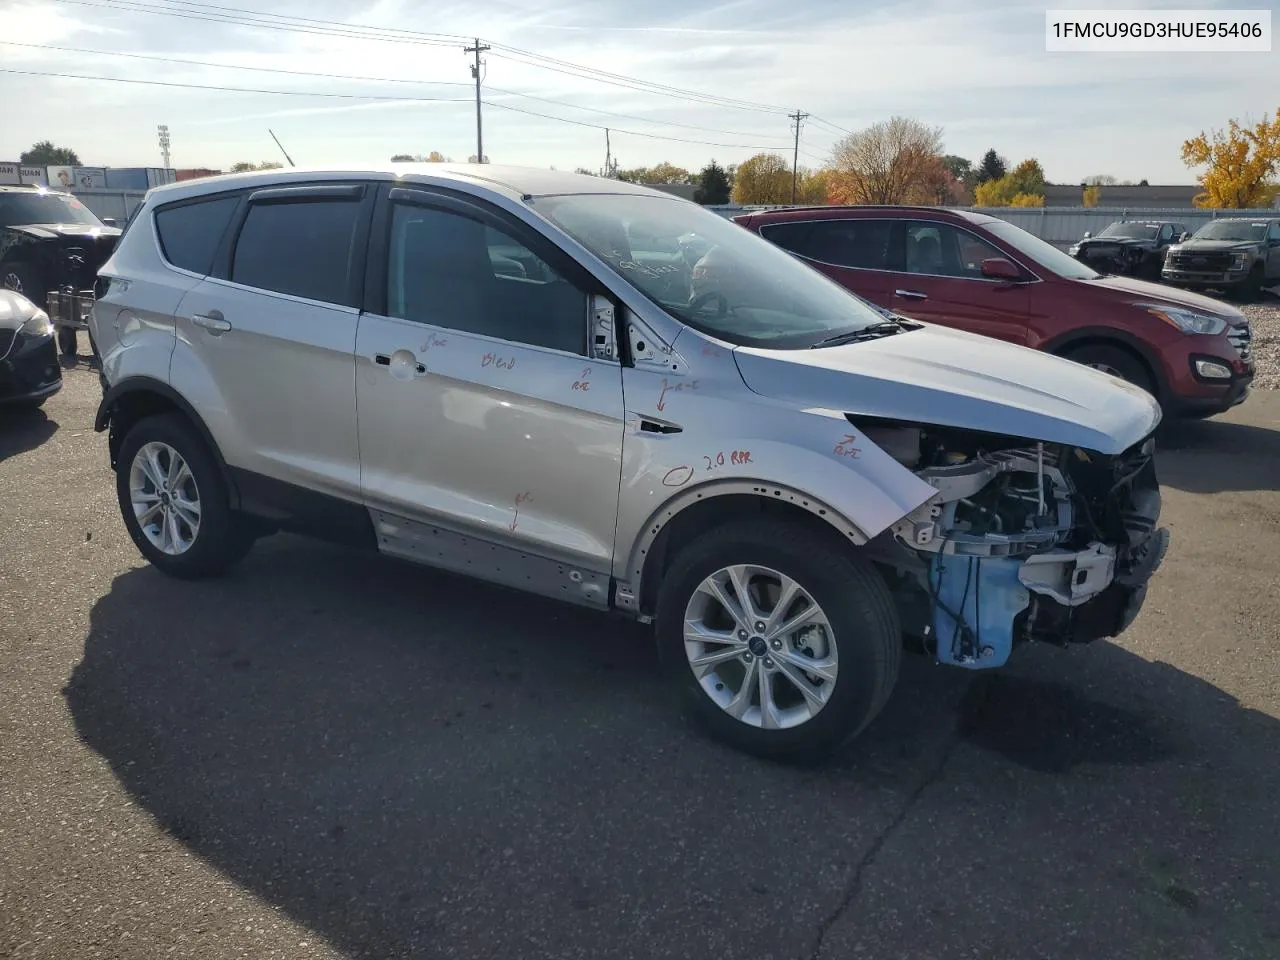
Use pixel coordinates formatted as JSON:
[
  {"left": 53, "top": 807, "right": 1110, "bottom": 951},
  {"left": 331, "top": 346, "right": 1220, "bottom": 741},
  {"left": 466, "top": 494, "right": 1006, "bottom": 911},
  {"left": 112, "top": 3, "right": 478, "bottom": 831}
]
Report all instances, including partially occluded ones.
[
  {"left": 172, "top": 181, "right": 373, "bottom": 501},
  {"left": 877, "top": 220, "right": 1032, "bottom": 345},
  {"left": 757, "top": 217, "right": 900, "bottom": 308},
  {"left": 1268, "top": 221, "right": 1280, "bottom": 282}
]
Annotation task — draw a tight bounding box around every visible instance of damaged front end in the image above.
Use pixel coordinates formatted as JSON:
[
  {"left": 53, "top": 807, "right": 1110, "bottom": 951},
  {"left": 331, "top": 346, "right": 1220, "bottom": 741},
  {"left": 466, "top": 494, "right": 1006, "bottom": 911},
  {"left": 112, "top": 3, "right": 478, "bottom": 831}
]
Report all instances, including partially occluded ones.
[{"left": 862, "top": 420, "right": 1170, "bottom": 670}]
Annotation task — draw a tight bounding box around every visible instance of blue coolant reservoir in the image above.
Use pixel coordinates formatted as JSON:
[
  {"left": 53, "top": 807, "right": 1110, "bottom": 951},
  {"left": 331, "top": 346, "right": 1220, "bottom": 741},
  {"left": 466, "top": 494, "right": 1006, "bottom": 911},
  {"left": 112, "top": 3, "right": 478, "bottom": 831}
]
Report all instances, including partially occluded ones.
[{"left": 929, "top": 554, "right": 1031, "bottom": 669}]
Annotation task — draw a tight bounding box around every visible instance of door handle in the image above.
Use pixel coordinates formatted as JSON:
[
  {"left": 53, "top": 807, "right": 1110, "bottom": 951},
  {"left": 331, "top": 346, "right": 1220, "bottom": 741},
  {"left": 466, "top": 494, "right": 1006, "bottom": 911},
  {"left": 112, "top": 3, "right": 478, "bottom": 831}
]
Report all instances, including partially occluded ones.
[
  {"left": 374, "top": 352, "right": 427, "bottom": 378},
  {"left": 894, "top": 289, "right": 928, "bottom": 300},
  {"left": 192, "top": 312, "right": 231, "bottom": 333}
]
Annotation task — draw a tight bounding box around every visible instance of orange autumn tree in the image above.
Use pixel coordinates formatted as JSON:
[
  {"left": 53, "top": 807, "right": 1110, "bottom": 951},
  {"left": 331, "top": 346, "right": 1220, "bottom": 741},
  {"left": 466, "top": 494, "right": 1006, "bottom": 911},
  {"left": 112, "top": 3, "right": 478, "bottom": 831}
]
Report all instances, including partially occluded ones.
[
  {"left": 827, "top": 116, "right": 945, "bottom": 205},
  {"left": 1181, "top": 109, "right": 1280, "bottom": 208}
]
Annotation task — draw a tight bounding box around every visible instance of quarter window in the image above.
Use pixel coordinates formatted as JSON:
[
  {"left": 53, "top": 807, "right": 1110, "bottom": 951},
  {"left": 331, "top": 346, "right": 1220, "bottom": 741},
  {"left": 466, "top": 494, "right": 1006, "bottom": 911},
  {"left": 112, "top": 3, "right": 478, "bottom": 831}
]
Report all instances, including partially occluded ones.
[
  {"left": 231, "top": 197, "right": 363, "bottom": 305},
  {"left": 155, "top": 195, "right": 239, "bottom": 275},
  {"left": 386, "top": 204, "right": 588, "bottom": 355},
  {"left": 905, "top": 221, "right": 1005, "bottom": 278}
]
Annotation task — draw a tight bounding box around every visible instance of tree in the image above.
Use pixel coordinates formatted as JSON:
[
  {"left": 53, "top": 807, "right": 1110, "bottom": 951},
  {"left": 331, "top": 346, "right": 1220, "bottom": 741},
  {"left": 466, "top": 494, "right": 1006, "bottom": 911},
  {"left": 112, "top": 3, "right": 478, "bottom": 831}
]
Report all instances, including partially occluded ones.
[
  {"left": 230, "top": 161, "right": 284, "bottom": 172},
  {"left": 1083, "top": 174, "right": 1117, "bottom": 186},
  {"left": 731, "top": 152, "right": 792, "bottom": 204},
  {"left": 942, "top": 154, "right": 973, "bottom": 184},
  {"left": 694, "top": 160, "right": 732, "bottom": 205},
  {"left": 1010, "top": 192, "right": 1045, "bottom": 207},
  {"left": 1181, "top": 108, "right": 1280, "bottom": 208},
  {"left": 974, "top": 157, "right": 1047, "bottom": 206},
  {"left": 976, "top": 148, "right": 1007, "bottom": 184},
  {"left": 20, "top": 140, "right": 80, "bottom": 166},
  {"left": 1082, "top": 185, "right": 1102, "bottom": 207},
  {"left": 391, "top": 151, "right": 451, "bottom": 162},
  {"left": 826, "top": 116, "right": 945, "bottom": 205},
  {"left": 796, "top": 168, "right": 831, "bottom": 205},
  {"left": 1139, "top": 178, "right": 1149, "bottom": 186}
]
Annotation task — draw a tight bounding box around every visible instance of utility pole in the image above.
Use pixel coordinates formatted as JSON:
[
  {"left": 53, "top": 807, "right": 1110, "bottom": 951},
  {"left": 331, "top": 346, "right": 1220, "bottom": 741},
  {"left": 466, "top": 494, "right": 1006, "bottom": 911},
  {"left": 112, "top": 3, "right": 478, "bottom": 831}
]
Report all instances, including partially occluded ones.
[
  {"left": 464, "top": 38, "right": 490, "bottom": 163},
  {"left": 788, "top": 110, "right": 809, "bottom": 204},
  {"left": 604, "top": 128, "right": 611, "bottom": 178}
]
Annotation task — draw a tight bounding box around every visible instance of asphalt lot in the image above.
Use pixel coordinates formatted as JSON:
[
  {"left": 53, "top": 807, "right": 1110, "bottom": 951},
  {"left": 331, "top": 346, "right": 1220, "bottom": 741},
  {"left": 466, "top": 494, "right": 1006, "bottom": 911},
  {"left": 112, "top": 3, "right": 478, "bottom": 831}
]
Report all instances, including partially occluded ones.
[{"left": 2, "top": 366, "right": 1279, "bottom": 960}]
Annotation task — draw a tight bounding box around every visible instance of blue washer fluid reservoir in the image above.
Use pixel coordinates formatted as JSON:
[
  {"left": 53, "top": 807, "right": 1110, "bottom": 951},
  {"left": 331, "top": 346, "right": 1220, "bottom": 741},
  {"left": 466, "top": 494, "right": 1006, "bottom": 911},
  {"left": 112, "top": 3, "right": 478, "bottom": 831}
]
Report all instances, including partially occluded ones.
[{"left": 930, "top": 554, "right": 1031, "bottom": 669}]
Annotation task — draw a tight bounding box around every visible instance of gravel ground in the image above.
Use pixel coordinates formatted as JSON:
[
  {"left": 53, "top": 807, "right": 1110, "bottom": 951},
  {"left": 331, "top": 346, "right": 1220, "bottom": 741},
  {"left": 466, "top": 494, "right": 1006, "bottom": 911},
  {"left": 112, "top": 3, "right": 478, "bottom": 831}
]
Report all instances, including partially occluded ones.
[{"left": 1243, "top": 298, "right": 1280, "bottom": 390}]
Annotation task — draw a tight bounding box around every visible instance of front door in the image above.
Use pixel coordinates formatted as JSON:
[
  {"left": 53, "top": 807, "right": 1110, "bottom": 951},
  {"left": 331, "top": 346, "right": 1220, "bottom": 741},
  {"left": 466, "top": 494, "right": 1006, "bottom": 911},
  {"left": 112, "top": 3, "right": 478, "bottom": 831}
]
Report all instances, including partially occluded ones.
[
  {"left": 882, "top": 220, "right": 1031, "bottom": 345},
  {"left": 355, "top": 186, "right": 625, "bottom": 597}
]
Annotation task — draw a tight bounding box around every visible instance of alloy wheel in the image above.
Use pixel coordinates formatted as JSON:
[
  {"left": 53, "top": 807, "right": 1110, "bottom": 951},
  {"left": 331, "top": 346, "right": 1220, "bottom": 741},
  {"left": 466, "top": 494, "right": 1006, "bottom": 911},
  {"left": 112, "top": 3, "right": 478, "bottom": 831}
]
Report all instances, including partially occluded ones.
[
  {"left": 128, "top": 441, "right": 202, "bottom": 555},
  {"left": 683, "top": 564, "right": 838, "bottom": 730}
]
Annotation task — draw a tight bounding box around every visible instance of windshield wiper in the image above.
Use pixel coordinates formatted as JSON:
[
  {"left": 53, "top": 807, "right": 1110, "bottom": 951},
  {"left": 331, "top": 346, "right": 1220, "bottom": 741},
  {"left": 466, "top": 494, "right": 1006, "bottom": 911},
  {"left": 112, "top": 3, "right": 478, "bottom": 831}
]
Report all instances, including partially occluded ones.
[{"left": 810, "top": 319, "right": 910, "bottom": 348}]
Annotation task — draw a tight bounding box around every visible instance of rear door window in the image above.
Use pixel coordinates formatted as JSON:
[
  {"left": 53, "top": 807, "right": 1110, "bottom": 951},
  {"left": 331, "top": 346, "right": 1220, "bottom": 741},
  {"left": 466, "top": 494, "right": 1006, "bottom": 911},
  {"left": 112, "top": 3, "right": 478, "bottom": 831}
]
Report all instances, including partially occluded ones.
[
  {"left": 765, "top": 219, "right": 896, "bottom": 270},
  {"left": 231, "top": 195, "right": 365, "bottom": 306},
  {"left": 154, "top": 195, "right": 240, "bottom": 275}
]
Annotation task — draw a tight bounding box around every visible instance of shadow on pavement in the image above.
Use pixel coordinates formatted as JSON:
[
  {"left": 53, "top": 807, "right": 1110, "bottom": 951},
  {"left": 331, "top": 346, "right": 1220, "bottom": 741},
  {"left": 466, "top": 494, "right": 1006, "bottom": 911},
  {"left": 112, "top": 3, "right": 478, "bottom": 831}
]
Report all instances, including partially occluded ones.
[
  {"left": 66, "top": 537, "right": 1280, "bottom": 960},
  {"left": 0, "top": 403, "right": 58, "bottom": 461},
  {"left": 1157, "top": 415, "right": 1280, "bottom": 494}
]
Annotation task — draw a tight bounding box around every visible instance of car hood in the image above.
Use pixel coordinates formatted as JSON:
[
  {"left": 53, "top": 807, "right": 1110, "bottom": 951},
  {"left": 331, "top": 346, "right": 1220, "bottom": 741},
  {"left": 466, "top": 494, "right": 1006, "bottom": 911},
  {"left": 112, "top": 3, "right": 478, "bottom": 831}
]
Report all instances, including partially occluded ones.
[
  {"left": 1174, "top": 239, "right": 1260, "bottom": 253},
  {"left": 1080, "top": 274, "right": 1247, "bottom": 321},
  {"left": 1081, "top": 236, "right": 1155, "bottom": 249},
  {"left": 732, "top": 324, "right": 1161, "bottom": 456},
  {"left": 8, "top": 222, "right": 122, "bottom": 241},
  {"left": 0, "top": 288, "right": 39, "bottom": 331}
]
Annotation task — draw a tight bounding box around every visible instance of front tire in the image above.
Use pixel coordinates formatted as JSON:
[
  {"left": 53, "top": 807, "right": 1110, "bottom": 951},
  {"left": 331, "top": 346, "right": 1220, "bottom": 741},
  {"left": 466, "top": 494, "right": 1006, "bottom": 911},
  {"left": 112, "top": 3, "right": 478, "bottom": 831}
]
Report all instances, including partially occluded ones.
[
  {"left": 655, "top": 519, "right": 901, "bottom": 762},
  {"left": 1, "top": 261, "right": 45, "bottom": 307},
  {"left": 116, "top": 412, "right": 253, "bottom": 579},
  {"left": 1064, "top": 343, "right": 1156, "bottom": 397}
]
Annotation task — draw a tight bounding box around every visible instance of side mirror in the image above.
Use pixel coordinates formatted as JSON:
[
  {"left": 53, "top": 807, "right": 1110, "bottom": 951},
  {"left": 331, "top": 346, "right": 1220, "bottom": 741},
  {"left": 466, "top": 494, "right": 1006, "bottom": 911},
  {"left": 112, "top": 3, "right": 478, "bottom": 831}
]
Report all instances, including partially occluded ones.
[
  {"left": 980, "top": 257, "right": 1021, "bottom": 281},
  {"left": 1179, "top": 232, "right": 1191, "bottom": 243},
  {"left": 100, "top": 217, "right": 119, "bottom": 228},
  {"left": 1082, "top": 231, "right": 1092, "bottom": 239}
]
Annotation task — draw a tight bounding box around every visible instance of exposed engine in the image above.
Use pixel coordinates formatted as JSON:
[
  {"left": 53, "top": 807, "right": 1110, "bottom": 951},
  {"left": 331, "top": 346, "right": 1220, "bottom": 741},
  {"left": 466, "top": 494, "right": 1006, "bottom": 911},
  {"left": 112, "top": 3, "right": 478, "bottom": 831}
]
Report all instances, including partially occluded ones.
[{"left": 860, "top": 420, "right": 1170, "bottom": 670}]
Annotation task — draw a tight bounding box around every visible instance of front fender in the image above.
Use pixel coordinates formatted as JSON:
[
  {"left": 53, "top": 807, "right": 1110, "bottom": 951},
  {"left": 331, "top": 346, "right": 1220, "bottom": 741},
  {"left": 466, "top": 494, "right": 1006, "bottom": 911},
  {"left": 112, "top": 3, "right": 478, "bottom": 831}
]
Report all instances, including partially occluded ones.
[{"left": 612, "top": 399, "right": 939, "bottom": 587}]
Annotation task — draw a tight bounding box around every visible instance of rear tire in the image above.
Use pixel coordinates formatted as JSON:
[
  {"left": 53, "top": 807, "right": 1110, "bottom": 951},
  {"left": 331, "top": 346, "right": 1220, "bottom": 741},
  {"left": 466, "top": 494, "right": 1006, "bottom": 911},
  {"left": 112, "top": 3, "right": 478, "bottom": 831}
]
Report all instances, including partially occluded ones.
[
  {"left": 1064, "top": 343, "right": 1156, "bottom": 398},
  {"left": 116, "top": 412, "right": 254, "bottom": 579},
  {"left": 655, "top": 518, "right": 901, "bottom": 762}
]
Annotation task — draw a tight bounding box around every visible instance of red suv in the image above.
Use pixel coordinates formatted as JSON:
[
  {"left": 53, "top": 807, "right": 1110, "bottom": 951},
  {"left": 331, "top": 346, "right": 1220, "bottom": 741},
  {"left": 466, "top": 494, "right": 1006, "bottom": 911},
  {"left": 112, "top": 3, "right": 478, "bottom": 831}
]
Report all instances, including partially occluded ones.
[{"left": 735, "top": 206, "right": 1254, "bottom": 417}]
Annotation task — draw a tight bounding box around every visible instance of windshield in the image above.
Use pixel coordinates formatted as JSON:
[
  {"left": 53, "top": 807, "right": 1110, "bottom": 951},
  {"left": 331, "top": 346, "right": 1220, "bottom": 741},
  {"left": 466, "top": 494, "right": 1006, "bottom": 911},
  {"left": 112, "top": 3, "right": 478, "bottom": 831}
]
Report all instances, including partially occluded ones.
[
  {"left": 532, "top": 193, "right": 890, "bottom": 349},
  {"left": 0, "top": 190, "right": 104, "bottom": 228},
  {"left": 1098, "top": 222, "right": 1158, "bottom": 240},
  {"left": 1192, "top": 221, "right": 1268, "bottom": 242},
  {"left": 983, "top": 219, "right": 1100, "bottom": 280}
]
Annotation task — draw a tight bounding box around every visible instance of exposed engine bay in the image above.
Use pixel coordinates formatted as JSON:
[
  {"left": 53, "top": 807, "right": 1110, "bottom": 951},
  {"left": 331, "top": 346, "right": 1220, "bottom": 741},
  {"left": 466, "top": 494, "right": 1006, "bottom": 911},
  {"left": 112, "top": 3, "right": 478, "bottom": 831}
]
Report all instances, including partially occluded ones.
[{"left": 859, "top": 419, "right": 1170, "bottom": 670}]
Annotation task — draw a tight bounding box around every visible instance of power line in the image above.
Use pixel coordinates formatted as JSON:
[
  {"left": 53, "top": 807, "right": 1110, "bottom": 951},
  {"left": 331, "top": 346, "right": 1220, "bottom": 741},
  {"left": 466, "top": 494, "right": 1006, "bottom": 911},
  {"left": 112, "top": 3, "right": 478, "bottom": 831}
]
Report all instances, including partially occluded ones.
[
  {"left": 482, "top": 100, "right": 795, "bottom": 151},
  {"left": 809, "top": 115, "right": 852, "bottom": 136},
  {"left": 0, "top": 67, "right": 471, "bottom": 101},
  {"left": 46, "top": 0, "right": 792, "bottom": 115},
  {"left": 1, "top": 40, "right": 792, "bottom": 141},
  {"left": 0, "top": 65, "right": 797, "bottom": 152}
]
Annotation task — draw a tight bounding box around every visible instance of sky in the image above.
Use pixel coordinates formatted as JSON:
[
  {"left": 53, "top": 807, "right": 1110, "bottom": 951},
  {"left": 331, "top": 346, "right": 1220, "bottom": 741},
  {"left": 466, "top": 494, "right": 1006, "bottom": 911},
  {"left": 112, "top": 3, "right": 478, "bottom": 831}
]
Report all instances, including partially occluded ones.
[{"left": 0, "top": 0, "right": 1276, "bottom": 184}]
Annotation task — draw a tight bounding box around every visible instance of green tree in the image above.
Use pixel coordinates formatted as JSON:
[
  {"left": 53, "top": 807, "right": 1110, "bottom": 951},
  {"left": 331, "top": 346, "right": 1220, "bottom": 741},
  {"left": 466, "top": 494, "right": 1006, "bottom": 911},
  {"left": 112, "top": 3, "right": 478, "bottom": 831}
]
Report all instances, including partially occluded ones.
[
  {"left": 20, "top": 140, "right": 80, "bottom": 166},
  {"left": 976, "top": 148, "right": 1006, "bottom": 184},
  {"left": 731, "top": 153, "right": 792, "bottom": 204},
  {"left": 942, "top": 154, "right": 974, "bottom": 185},
  {"left": 974, "top": 158, "right": 1047, "bottom": 206},
  {"left": 694, "top": 160, "right": 732, "bottom": 204}
]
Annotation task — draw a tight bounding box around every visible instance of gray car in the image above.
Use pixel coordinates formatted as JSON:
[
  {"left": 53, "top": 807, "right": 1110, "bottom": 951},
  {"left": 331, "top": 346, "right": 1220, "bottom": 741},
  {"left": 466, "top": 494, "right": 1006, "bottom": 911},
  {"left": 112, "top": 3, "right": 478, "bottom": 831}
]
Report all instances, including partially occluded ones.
[{"left": 90, "top": 165, "right": 1169, "bottom": 760}]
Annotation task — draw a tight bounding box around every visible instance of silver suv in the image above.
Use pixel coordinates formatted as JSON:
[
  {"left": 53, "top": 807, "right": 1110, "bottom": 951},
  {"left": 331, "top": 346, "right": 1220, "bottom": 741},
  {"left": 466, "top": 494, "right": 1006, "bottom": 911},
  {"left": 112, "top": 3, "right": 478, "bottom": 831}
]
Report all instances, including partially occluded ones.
[{"left": 90, "top": 166, "right": 1170, "bottom": 760}]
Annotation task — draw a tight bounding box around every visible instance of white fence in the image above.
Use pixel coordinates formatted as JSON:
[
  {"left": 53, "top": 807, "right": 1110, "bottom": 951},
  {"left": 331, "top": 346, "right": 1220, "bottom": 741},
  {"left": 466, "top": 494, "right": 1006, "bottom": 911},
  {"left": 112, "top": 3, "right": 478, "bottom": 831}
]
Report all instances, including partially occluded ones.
[{"left": 706, "top": 205, "right": 1268, "bottom": 250}]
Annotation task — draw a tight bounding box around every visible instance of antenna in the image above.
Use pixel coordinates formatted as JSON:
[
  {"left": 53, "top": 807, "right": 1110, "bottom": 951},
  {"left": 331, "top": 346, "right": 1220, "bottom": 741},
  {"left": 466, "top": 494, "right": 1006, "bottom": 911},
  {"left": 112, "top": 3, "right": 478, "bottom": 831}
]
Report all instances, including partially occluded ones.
[{"left": 268, "top": 129, "right": 296, "bottom": 167}]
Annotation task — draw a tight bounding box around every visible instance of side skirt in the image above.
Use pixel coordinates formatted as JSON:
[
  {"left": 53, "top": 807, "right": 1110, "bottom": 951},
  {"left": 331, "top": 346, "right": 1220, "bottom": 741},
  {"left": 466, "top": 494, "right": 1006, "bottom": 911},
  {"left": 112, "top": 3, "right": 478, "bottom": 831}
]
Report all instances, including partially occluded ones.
[{"left": 369, "top": 510, "right": 613, "bottom": 611}]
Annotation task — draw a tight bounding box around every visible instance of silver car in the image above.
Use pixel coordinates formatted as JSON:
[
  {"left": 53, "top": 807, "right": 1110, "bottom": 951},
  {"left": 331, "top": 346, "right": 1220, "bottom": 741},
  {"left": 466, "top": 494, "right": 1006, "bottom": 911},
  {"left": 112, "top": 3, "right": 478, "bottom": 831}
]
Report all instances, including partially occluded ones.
[{"left": 90, "top": 165, "right": 1169, "bottom": 760}]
